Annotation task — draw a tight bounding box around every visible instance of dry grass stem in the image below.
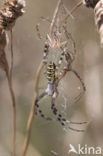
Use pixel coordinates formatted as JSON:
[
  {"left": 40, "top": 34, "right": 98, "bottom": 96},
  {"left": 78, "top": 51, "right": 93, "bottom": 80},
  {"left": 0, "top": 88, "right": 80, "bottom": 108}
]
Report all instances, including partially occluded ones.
[
  {"left": 9, "top": 29, "right": 16, "bottom": 156},
  {"left": 0, "top": 1, "right": 26, "bottom": 155},
  {"left": 6, "top": 70, "right": 16, "bottom": 156},
  {"left": 0, "top": 29, "right": 16, "bottom": 156},
  {"left": 50, "top": 0, "right": 62, "bottom": 33},
  {"left": 0, "top": 30, "right": 8, "bottom": 71}
]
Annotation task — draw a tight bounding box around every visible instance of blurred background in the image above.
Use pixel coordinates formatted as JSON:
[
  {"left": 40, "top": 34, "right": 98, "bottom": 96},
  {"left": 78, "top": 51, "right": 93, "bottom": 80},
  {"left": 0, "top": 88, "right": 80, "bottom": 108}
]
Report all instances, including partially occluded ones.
[{"left": 0, "top": 0, "right": 103, "bottom": 156}]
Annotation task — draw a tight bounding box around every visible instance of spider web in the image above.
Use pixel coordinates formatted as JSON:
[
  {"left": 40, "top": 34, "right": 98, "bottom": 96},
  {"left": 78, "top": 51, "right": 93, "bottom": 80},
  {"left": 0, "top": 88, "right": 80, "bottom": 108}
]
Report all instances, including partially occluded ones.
[
  {"left": 49, "top": 0, "right": 73, "bottom": 38},
  {"left": 46, "top": 0, "right": 75, "bottom": 67},
  {"left": 36, "top": 1, "right": 84, "bottom": 129}
]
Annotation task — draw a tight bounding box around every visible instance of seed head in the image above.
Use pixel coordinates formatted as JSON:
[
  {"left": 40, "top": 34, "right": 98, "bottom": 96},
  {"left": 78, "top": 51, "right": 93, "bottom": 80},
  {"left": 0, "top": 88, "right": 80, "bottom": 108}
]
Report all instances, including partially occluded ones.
[
  {"left": 83, "top": 0, "right": 100, "bottom": 8},
  {"left": 0, "top": 0, "right": 26, "bottom": 30},
  {"left": 0, "top": 30, "right": 8, "bottom": 72},
  {"left": 94, "top": 0, "right": 103, "bottom": 45}
]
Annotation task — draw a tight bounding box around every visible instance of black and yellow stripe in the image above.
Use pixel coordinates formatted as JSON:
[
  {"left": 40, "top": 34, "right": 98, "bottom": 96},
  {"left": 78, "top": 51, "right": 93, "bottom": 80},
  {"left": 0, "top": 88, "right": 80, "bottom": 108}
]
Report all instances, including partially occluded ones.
[{"left": 47, "top": 62, "right": 56, "bottom": 82}]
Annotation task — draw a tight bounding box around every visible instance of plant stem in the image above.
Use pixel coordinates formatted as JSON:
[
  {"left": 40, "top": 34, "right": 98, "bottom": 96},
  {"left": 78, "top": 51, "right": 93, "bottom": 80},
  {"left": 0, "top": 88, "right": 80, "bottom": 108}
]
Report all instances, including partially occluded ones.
[
  {"left": 6, "top": 70, "right": 16, "bottom": 156},
  {"left": 9, "top": 29, "right": 16, "bottom": 156}
]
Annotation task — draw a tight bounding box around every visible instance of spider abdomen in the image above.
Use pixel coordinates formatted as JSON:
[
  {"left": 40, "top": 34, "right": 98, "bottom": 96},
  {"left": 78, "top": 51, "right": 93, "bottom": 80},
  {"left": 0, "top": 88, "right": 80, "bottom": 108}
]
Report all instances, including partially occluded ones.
[{"left": 47, "top": 62, "right": 56, "bottom": 82}]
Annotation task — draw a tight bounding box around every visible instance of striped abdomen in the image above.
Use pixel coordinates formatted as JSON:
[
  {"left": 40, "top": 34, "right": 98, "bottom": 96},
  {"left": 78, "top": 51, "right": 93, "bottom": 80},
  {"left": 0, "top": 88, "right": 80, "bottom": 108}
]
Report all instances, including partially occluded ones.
[{"left": 47, "top": 62, "right": 56, "bottom": 82}]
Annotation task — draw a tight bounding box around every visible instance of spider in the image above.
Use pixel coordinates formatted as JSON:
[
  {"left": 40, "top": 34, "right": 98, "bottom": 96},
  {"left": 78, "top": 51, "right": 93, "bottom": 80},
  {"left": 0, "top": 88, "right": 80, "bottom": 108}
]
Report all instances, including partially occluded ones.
[
  {"left": 35, "top": 39, "right": 87, "bottom": 132},
  {"left": 35, "top": 0, "right": 87, "bottom": 132}
]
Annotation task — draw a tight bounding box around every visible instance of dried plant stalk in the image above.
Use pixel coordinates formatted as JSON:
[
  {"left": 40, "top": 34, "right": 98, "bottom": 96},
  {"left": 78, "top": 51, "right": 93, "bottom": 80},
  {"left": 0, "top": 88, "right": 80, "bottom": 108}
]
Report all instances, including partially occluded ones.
[
  {"left": 49, "top": 0, "right": 62, "bottom": 34},
  {"left": 10, "top": 30, "right": 13, "bottom": 83},
  {"left": 0, "top": 29, "right": 16, "bottom": 156},
  {"left": 0, "top": 30, "right": 8, "bottom": 71},
  {"left": 83, "top": 0, "right": 99, "bottom": 8},
  {"left": 94, "top": 0, "right": 103, "bottom": 46},
  {"left": 0, "top": 0, "right": 25, "bottom": 30},
  {"left": 0, "top": 1, "right": 26, "bottom": 155},
  {"left": 6, "top": 70, "right": 16, "bottom": 156},
  {"left": 83, "top": 0, "right": 103, "bottom": 46},
  {"left": 9, "top": 29, "right": 16, "bottom": 156},
  {"left": 22, "top": 61, "right": 44, "bottom": 156}
]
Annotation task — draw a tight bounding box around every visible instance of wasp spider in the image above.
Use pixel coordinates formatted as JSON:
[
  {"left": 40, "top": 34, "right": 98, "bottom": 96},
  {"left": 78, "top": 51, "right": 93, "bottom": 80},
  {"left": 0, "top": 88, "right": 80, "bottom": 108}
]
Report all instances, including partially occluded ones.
[{"left": 35, "top": 0, "right": 87, "bottom": 132}]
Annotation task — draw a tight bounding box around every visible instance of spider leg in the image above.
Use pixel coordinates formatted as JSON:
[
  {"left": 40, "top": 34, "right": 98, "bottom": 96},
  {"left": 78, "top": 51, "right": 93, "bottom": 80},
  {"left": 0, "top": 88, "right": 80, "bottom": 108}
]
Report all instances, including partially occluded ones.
[
  {"left": 63, "top": 26, "right": 76, "bottom": 63},
  {"left": 68, "top": 121, "right": 88, "bottom": 125},
  {"left": 40, "top": 16, "right": 51, "bottom": 23},
  {"left": 36, "top": 16, "right": 51, "bottom": 41},
  {"left": 42, "top": 43, "right": 49, "bottom": 78},
  {"left": 43, "top": 42, "right": 49, "bottom": 61},
  {"left": 51, "top": 97, "right": 67, "bottom": 125},
  {"left": 57, "top": 59, "right": 85, "bottom": 103},
  {"left": 58, "top": 46, "right": 75, "bottom": 81},
  {"left": 36, "top": 23, "right": 43, "bottom": 40},
  {"left": 58, "top": 67, "right": 69, "bottom": 81},
  {"left": 70, "top": 69, "right": 86, "bottom": 103},
  {"left": 67, "top": 126, "right": 85, "bottom": 132},
  {"left": 35, "top": 92, "right": 47, "bottom": 115},
  {"left": 70, "top": 69, "right": 86, "bottom": 91},
  {"left": 57, "top": 51, "right": 65, "bottom": 69},
  {"left": 35, "top": 92, "right": 52, "bottom": 121},
  {"left": 51, "top": 97, "right": 87, "bottom": 132}
]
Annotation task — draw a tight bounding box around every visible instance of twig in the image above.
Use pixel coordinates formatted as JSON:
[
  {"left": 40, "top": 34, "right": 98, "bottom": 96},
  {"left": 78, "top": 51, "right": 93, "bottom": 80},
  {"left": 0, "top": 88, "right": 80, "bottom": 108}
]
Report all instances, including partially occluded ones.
[
  {"left": 6, "top": 70, "right": 16, "bottom": 156},
  {"left": 22, "top": 61, "right": 44, "bottom": 156},
  {"left": 0, "top": 0, "right": 26, "bottom": 154},
  {"left": 9, "top": 29, "right": 16, "bottom": 156},
  {"left": 49, "top": 0, "right": 62, "bottom": 34},
  {"left": 10, "top": 30, "right": 13, "bottom": 82}
]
